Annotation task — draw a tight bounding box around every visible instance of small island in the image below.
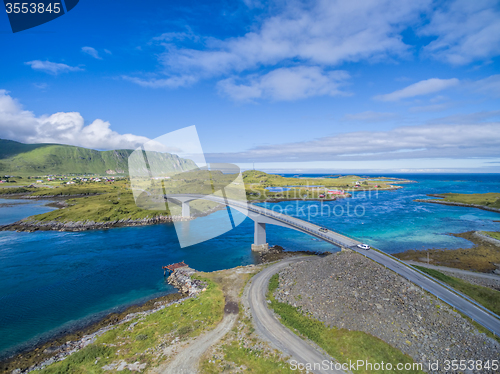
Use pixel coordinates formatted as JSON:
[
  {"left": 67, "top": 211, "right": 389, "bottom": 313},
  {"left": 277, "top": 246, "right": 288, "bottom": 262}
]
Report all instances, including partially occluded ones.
[{"left": 414, "top": 192, "right": 500, "bottom": 213}]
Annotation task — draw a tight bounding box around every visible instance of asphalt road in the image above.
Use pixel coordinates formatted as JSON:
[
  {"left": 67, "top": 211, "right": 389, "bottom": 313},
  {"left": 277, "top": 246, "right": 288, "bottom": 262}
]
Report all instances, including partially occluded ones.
[{"left": 245, "top": 257, "right": 346, "bottom": 374}]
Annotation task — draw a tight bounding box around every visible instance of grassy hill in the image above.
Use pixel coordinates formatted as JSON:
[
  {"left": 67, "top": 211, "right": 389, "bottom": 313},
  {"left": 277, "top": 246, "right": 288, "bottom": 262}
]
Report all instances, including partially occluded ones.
[{"left": 0, "top": 139, "right": 197, "bottom": 176}]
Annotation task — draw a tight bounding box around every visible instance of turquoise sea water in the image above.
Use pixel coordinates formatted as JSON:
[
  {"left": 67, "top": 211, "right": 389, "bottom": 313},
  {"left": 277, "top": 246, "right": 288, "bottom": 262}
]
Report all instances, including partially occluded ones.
[
  {"left": 1, "top": 174, "right": 500, "bottom": 358},
  {"left": 265, "top": 187, "right": 291, "bottom": 192}
]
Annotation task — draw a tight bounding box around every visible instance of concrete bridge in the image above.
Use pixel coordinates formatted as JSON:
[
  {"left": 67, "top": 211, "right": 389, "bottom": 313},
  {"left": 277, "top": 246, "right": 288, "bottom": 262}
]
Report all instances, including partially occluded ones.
[
  {"left": 165, "top": 194, "right": 359, "bottom": 251},
  {"left": 166, "top": 193, "right": 500, "bottom": 337}
]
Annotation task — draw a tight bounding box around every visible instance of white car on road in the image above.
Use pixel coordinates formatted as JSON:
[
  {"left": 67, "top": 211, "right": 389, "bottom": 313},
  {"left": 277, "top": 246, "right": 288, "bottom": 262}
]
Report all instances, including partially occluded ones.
[{"left": 357, "top": 243, "right": 370, "bottom": 250}]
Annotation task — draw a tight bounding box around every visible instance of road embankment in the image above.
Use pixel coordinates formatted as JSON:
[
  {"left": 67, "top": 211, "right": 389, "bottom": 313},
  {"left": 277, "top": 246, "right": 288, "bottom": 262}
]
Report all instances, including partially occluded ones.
[{"left": 274, "top": 251, "right": 500, "bottom": 370}]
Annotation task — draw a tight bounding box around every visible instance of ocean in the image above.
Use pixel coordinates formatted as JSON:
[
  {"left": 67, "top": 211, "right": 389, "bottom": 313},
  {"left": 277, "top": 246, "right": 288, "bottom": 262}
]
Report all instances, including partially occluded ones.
[{"left": 0, "top": 173, "right": 499, "bottom": 358}]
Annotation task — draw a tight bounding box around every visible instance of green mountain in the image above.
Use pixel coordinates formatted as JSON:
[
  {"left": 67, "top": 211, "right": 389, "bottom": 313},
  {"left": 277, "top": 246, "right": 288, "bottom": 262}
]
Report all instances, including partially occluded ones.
[{"left": 0, "top": 139, "right": 197, "bottom": 176}]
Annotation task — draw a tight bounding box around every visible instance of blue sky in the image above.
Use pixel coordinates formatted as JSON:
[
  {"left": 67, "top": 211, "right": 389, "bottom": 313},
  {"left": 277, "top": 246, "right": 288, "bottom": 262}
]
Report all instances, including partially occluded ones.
[{"left": 1, "top": 0, "right": 500, "bottom": 172}]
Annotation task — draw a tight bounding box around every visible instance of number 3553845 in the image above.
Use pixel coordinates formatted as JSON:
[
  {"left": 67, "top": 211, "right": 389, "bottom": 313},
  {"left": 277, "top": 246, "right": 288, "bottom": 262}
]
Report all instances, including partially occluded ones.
[{"left": 5, "top": 3, "right": 61, "bottom": 14}]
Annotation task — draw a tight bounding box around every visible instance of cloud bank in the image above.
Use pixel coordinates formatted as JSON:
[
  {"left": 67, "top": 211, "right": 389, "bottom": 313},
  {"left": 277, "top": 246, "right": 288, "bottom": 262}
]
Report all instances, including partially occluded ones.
[
  {"left": 0, "top": 90, "right": 150, "bottom": 150},
  {"left": 125, "top": 0, "right": 500, "bottom": 102},
  {"left": 217, "top": 67, "right": 350, "bottom": 101},
  {"left": 206, "top": 121, "right": 500, "bottom": 162},
  {"left": 419, "top": 0, "right": 500, "bottom": 65}
]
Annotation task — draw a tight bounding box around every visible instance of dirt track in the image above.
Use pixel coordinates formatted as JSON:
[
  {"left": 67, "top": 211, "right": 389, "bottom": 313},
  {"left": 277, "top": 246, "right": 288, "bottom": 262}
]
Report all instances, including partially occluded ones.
[
  {"left": 243, "top": 257, "right": 345, "bottom": 374},
  {"left": 162, "top": 313, "right": 238, "bottom": 373}
]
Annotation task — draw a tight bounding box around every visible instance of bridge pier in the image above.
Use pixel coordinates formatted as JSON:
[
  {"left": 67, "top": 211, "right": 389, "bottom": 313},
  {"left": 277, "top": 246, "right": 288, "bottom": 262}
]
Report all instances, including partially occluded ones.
[
  {"left": 251, "top": 221, "right": 269, "bottom": 252},
  {"left": 181, "top": 201, "right": 190, "bottom": 218}
]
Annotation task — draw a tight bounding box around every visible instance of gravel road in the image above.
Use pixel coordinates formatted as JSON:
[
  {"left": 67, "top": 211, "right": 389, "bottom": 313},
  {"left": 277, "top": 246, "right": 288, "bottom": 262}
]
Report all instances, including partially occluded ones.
[
  {"left": 244, "top": 257, "right": 345, "bottom": 374},
  {"left": 162, "top": 312, "right": 238, "bottom": 374}
]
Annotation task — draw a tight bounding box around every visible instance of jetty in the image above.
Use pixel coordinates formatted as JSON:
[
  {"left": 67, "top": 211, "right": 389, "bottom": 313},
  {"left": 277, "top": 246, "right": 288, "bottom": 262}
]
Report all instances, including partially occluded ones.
[{"left": 162, "top": 261, "right": 187, "bottom": 276}]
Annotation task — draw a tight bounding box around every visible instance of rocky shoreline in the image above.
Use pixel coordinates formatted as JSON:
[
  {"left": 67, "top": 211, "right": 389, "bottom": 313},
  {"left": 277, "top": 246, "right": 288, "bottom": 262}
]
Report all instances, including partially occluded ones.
[
  {"left": 415, "top": 197, "right": 500, "bottom": 214},
  {"left": 167, "top": 266, "right": 207, "bottom": 296},
  {"left": 8, "top": 296, "right": 192, "bottom": 374},
  {"left": 0, "top": 215, "right": 190, "bottom": 232},
  {"left": 274, "top": 251, "right": 500, "bottom": 374},
  {"left": 473, "top": 231, "right": 500, "bottom": 247},
  {"left": 1, "top": 266, "right": 207, "bottom": 374},
  {"left": 0, "top": 292, "right": 185, "bottom": 374}
]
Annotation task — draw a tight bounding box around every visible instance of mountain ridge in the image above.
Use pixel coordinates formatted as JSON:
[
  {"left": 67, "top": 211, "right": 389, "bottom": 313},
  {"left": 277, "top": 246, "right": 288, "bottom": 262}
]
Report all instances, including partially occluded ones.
[{"left": 0, "top": 139, "right": 196, "bottom": 176}]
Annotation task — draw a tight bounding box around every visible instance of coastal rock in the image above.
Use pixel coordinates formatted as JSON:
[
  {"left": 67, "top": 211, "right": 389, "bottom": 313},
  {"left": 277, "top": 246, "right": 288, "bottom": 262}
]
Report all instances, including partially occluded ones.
[
  {"left": 167, "top": 267, "right": 206, "bottom": 296},
  {"left": 102, "top": 360, "right": 146, "bottom": 371},
  {"left": 274, "top": 251, "right": 500, "bottom": 374}
]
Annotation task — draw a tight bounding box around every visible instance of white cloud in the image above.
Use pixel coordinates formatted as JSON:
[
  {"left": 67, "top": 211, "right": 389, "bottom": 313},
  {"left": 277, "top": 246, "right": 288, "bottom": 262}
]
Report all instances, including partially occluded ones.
[
  {"left": 127, "top": 0, "right": 431, "bottom": 92},
  {"left": 25, "top": 60, "right": 83, "bottom": 75},
  {"left": 427, "top": 110, "right": 500, "bottom": 124},
  {"left": 163, "top": 0, "right": 427, "bottom": 73},
  {"left": 82, "top": 46, "right": 102, "bottom": 60},
  {"left": 472, "top": 74, "right": 500, "bottom": 97},
  {"left": 409, "top": 103, "right": 450, "bottom": 112},
  {"left": 343, "top": 111, "right": 398, "bottom": 122},
  {"left": 0, "top": 90, "right": 150, "bottom": 150},
  {"left": 207, "top": 121, "right": 500, "bottom": 162},
  {"left": 126, "top": 0, "right": 500, "bottom": 97},
  {"left": 374, "top": 78, "right": 459, "bottom": 101},
  {"left": 419, "top": 0, "right": 500, "bottom": 65},
  {"left": 122, "top": 75, "right": 197, "bottom": 88},
  {"left": 104, "top": 49, "right": 112, "bottom": 55},
  {"left": 217, "top": 67, "right": 350, "bottom": 101}
]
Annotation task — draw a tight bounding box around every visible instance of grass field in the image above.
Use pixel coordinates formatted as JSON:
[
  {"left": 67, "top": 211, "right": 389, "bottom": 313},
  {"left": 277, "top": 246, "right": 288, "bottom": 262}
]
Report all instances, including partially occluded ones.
[
  {"left": 202, "top": 340, "right": 300, "bottom": 374},
  {"left": 432, "top": 193, "right": 500, "bottom": 209},
  {"left": 395, "top": 232, "right": 500, "bottom": 273},
  {"left": 483, "top": 231, "right": 500, "bottom": 240},
  {"left": 413, "top": 266, "right": 500, "bottom": 316},
  {"left": 267, "top": 274, "right": 425, "bottom": 374},
  {"left": 27, "top": 190, "right": 173, "bottom": 223},
  {"left": 37, "top": 276, "right": 224, "bottom": 374}
]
